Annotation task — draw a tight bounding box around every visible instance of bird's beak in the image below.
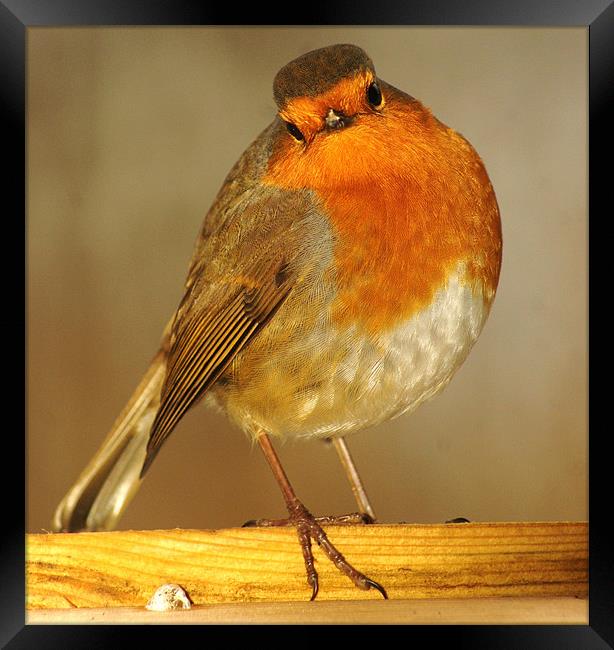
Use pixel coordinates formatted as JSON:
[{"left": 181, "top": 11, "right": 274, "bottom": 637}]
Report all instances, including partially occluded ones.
[{"left": 325, "top": 108, "right": 352, "bottom": 130}]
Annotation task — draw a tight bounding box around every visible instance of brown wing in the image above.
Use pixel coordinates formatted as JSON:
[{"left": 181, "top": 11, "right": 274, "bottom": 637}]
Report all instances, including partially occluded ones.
[
  {"left": 138, "top": 176, "right": 325, "bottom": 478},
  {"left": 141, "top": 257, "right": 292, "bottom": 477}
]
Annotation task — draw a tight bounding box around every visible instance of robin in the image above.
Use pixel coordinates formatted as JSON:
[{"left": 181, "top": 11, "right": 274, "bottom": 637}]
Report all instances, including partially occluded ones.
[{"left": 53, "top": 44, "right": 502, "bottom": 600}]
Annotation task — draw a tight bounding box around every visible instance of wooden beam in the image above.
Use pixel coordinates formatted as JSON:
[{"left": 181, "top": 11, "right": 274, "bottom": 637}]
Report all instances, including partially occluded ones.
[{"left": 27, "top": 522, "right": 587, "bottom": 613}]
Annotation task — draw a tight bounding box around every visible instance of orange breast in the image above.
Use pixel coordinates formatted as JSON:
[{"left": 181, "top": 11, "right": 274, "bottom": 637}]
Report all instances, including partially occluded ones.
[{"left": 264, "top": 88, "right": 502, "bottom": 335}]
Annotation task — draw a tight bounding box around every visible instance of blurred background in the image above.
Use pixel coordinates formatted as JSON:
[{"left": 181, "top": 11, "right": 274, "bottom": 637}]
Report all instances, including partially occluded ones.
[{"left": 27, "top": 27, "right": 587, "bottom": 533}]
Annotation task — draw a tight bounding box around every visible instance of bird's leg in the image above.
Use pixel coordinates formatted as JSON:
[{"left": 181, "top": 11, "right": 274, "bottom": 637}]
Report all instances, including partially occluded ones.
[
  {"left": 243, "top": 436, "right": 375, "bottom": 528},
  {"left": 244, "top": 437, "right": 375, "bottom": 528},
  {"left": 255, "top": 431, "right": 387, "bottom": 601},
  {"left": 329, "top": 436, "right": 377, "bottom": 523}
]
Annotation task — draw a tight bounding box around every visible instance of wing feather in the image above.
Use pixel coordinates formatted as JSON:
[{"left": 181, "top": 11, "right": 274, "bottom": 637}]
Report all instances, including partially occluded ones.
[{"left": 141, "top": 266, "right": 292, "bottom": 476}]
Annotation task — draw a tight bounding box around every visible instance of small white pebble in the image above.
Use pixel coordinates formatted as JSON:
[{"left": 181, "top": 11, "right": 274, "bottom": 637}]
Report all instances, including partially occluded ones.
[{"left": 146, "top": 583, "right": 192, "bottom": 611}]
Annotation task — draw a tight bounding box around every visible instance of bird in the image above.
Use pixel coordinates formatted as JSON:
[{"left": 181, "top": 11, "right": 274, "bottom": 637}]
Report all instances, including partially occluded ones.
[{"left": 53, "top": 43, "right": 502, "bottom": 601}]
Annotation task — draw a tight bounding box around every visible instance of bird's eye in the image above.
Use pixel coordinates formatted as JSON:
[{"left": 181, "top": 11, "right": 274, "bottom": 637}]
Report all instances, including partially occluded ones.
[
  {"left": 285, "top": 122, "right": 304, "bottom": 141},
  {"left": 367, "top": 81, "right": 383, "bottom": 107}
]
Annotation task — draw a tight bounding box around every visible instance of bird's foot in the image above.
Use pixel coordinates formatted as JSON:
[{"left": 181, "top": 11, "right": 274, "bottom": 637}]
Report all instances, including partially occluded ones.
[
  {"left": 247, "top": 499, "right": 386, "bottom": 601},
  {"left": 243, "top": 511, "right": 374, "bottom": 527}
]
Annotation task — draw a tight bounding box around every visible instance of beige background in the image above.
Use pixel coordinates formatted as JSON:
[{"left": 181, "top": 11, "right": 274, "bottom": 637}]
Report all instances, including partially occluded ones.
[{"left": 27, "top": 27, "right": 587, "bottom": 533}]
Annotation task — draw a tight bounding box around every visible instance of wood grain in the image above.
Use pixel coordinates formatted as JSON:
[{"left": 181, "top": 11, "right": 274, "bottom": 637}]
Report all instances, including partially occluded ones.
[{"left": 26, "top": 522, "right": 587, "bottom": 610}]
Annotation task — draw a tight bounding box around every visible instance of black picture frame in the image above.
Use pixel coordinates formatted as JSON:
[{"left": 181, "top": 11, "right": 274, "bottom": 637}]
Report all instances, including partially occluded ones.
[{"left": 6, "top": 0, "right": 609, "bottom": 646}]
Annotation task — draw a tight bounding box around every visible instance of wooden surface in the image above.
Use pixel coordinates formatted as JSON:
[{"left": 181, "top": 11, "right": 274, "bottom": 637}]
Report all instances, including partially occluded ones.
[
  {"left": 27, "top": 597, "right": 588, "bottom": 625},
  {"left": 27, "top": 521, "right": 587, "bottom": 618}
]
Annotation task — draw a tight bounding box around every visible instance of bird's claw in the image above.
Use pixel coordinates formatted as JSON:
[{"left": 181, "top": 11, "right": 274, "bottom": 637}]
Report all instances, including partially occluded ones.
[
  {"left": 310, "top": 577, "right": 319, "bottom": 601},
  {"left": 363, "top": 577, "right": 388, "bottom": 599}
]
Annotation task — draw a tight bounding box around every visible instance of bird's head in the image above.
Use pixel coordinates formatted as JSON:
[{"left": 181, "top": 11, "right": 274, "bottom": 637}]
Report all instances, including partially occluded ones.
[
  {"left": 273, "top": 44, "right": 386, "bottom": 145},
  {"left": 267, "top": 44, "right": 439, "bottom": 190}
]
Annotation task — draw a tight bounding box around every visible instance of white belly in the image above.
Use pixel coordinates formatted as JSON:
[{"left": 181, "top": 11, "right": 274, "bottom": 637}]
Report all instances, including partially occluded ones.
[{"left": 316, "top": 267, "right": 490, "bottom": 437}]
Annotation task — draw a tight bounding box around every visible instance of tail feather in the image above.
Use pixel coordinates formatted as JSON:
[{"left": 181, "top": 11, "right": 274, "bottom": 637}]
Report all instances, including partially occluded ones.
[{"left": 52, "top": 349, "right": 167, "bottom": 532}]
